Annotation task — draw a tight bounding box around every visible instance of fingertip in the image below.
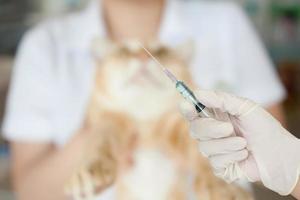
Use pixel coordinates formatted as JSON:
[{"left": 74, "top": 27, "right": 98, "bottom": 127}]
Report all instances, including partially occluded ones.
[
  {"left": 189, "top": 130, "right": 199, "bottom": 140},
  {"left": 197, "top": 143, "right": 209, "bottom": 158},
  {"left": 237, "top": 149, "right": 249, "bottom": 161},
  {"left": 219, "top": 121, "right": 234, "bottom": 138},
  {"left": 189, "top": 118, "right": 215, "bottom": 139},
  {"left": 235, "top": 137, "right": 248, "bottom": 149},
  {"left": 189, "top": 118, "right": 208, "bottom": 140},
  {"left": 179, "top": 100, "right": 198, "bottom": 121}
]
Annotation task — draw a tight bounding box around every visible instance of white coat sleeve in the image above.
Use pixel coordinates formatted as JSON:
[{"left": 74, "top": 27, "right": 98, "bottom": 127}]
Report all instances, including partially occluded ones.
[
  {"left": 1, "top": 26, "right": 56, "bottom": 142},
  {"left": 230, "top": 5, "right": 286, "bottom": 106}
]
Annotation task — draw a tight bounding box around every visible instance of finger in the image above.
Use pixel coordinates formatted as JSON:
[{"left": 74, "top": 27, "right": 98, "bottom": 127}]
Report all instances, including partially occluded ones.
[
  {"left": 71, "top": 173, "right": 83, "bottom": 200},
  {"left": 209, "top": 149, "right": 249, "bottom": 170},
  {"left": 198, "top": 137, "right": 247, "bottom": 157},
  {"left": 190, "top": 118, "right": 234, "bottom": 140},
  {"left": 80, "top": 170, "right": 94, "bottom": 198},
  {"left": 194, "top": 90, "right": 256, "bottom": 116},
  {"left": 179, "top": 100, "right": 198, "bottom": 121}
]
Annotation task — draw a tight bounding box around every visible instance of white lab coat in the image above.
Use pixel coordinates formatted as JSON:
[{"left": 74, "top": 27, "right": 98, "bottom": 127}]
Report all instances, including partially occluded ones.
[{"left": 2, "top": 0, "right": 285, "bottom": 199}]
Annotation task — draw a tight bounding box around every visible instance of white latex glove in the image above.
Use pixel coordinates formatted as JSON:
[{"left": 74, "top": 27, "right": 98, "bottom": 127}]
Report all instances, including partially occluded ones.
[{"left": 180, "top": 90, "right": 300, "bottom": 196}]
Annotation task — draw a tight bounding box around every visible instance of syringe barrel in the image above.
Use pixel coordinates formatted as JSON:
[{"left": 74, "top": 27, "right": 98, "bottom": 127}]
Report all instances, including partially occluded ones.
[{"left": 175, "top": 81, "right": 212, "bottom": 118}]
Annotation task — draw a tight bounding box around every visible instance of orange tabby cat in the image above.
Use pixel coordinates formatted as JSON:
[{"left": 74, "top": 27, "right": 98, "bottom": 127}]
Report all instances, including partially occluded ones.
[{"left": 64, "top": 40, "right": 253, "bottom": 200}]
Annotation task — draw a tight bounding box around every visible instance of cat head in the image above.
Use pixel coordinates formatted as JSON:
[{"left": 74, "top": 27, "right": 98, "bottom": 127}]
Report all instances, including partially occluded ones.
[{"left": 91, "top": 39, "right": 195, "bottom": 120}]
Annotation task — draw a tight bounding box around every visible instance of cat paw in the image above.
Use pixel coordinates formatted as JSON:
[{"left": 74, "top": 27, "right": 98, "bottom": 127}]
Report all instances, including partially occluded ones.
[
  {"left": 66, "top": 166, "right": 116, "bottom": 196},
  {"left": 65, "top": 169, "right": 97, "bottom": 200}
]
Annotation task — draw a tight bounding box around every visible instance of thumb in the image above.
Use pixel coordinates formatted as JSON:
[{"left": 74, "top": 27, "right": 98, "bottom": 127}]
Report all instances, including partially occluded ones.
[{"left": 194, "top": 90, "right": 257, "bottom": 117}]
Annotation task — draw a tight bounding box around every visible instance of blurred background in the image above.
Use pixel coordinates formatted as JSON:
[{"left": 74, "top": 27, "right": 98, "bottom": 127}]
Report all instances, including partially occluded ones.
[{"left": 0, "top": 0, "right": 300, "bottom": 199}]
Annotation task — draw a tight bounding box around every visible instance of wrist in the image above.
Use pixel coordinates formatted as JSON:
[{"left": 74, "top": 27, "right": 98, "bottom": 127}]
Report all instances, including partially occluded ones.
[{"left": 291, "top": 179, "right": 300, "bottom": 199}]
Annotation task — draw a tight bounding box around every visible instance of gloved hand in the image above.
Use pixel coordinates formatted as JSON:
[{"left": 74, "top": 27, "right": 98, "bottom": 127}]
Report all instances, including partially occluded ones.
[{"left": 180, "top": 90, "right": 300, "bottom": 196}]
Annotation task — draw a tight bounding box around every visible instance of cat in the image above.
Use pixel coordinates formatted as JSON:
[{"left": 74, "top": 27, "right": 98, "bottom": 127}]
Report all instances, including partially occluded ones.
[{"left": 64, "top": 40, "right": 253, "bottom": 200}]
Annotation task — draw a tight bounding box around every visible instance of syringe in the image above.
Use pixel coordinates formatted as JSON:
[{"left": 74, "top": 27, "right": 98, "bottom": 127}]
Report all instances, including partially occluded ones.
[
  {"left": 140, "top": 44, "right": 213, "bottom": 118},
  {"left": 163, "top": 68, "right": 213, "bottom": 118}
]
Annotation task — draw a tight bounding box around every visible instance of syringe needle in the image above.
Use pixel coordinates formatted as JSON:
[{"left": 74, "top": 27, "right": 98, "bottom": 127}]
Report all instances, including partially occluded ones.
[
  {"left": 163, "top": 68, "right": 178, "bottom": 83},
  {"left": 138, "top": 42, "right": 166, "bottom": 70},
  {"left": 138, "top": 42, "right": 178, "bottom": 83},
  {"left": 138, "top": 42, "right": 212, "bottom": 118}
]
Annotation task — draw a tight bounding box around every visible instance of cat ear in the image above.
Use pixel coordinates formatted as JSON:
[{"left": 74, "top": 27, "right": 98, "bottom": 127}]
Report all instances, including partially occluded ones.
[
  {"left": 91, "top": 38, "right": 118, "bottom": 59},
  {"left": 174, "top": 40, "right": 195, "bottom": 64}
]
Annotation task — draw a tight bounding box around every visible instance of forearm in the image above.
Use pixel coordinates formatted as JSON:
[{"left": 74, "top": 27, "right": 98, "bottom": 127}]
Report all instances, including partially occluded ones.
[
  {"left": 292, "top": 179, "right": 300, "bottom": 200},
  {"left": 13, "top": 134, "right": 86, "bottom": 200}
]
